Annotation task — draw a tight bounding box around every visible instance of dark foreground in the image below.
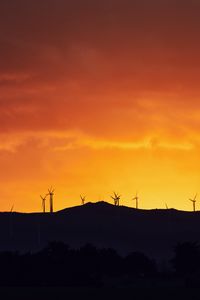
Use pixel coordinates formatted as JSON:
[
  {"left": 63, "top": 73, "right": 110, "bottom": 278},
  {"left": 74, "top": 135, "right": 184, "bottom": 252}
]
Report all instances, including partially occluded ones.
[
  {"left": 1, "top": 241, "right": 200, "bottom": 299},
  {"left": 3, "top": 201, "right": 200, "bottom": 261},
  {"left": 1, "top": 287, "right": 200, "bottom": 300}
]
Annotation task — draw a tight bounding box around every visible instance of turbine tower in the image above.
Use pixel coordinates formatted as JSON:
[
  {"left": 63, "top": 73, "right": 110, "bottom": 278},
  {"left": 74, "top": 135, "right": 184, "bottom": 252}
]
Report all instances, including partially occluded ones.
[
  {"left": 40, "top": 194, "right": 47, "bottom": 213},
  {"left": 80, "top": 195, "right": 86, "bottom": 205},
  {"left": 48, "top": 187, "right": 55, "bottom": 213},
  {"left": 189, "top": 193, "right": 197, "bottom": 212},
  {"left": 9, "top": 204, "right": 14, "bottom": 239},
  {"left": 111, "top": 192, "right": 121, "bottom": 206},
  {"left": 10, "top": 205, "right": 14, "bottom": 213},
  {"left": 133, "top": 192, "right": 139, "bottom": 209}
]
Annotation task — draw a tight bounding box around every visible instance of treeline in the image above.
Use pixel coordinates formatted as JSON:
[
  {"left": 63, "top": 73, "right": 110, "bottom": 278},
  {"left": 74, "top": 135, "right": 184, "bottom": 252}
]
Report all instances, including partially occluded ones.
[{"left": 0, "top": 241, "right": 200, "bottom": 286}]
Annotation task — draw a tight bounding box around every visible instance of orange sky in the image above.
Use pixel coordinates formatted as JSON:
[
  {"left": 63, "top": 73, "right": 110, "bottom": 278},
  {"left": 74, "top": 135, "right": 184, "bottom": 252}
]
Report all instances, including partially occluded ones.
[{"left": 1, "top": 0, "right": 200, "bottom": 212}]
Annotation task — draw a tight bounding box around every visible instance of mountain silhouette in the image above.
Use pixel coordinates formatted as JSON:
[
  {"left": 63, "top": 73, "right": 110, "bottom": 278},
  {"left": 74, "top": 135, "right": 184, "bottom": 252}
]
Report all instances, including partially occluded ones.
[{"left": 1, "top": 201, "right": 200, "bottom": 262}]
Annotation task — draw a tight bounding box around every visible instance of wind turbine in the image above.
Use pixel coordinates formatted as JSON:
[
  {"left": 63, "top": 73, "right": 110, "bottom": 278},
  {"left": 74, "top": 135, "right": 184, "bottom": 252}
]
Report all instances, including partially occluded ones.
[
  {"left": 189, "top": 194, "right": 197, "bottom": 212},
  {"left": 133, "top": 192, "right": 139, "bottom": 209},
  {"left": 40, "top": 194, "right": 48, "bottom": 213},
  {"left": 47, "top": 187, "right": 55, "bottom": 213},
  {"left": 10, "top": 205, "right": 14, "bottom": 213},
  {"left": 9, "top": 204, "right": 14, "bottom": 239},
  {"left": 80, "top": 195, "right": 86, "bottom": 205},
  {"left": 111, "top": 192, "right": 121, "bottom": 206}
]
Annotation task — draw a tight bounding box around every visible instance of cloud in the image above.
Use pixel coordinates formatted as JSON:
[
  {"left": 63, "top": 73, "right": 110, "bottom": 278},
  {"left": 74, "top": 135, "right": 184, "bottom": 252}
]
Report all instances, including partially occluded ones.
[
  {"left": 0, "top": 130, "right": 195, "bottom": 155},
  {"left": 0, "top": 0, "right": 200, "bottom": 88},
  {"left": 1, "top": 0, "right": 200, "bottom": 211},
  {"left": 0, "top": 0, "right": 200, "bottom": 141}
]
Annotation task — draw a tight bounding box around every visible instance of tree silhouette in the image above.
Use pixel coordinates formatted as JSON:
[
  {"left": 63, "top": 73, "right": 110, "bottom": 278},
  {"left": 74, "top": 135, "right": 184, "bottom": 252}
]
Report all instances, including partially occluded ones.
[
  {"left": 124, "top": 251, "right": 156, "bottom": 277},
  {"left": 98, "top": 248, "right": 122, "bottom": 276},
  {"left": 171, "top": 242, "right": 200, "bottom": 275},
  {"left": 0, "top": 242, "right": 159, "bottom": 286}
]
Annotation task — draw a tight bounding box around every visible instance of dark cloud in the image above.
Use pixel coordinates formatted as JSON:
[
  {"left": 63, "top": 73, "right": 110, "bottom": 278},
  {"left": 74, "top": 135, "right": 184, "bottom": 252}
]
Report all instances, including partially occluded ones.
[
  {"left": 1, "top": 0, "right": 200, "bottom": 73},
  {"left": 0, "top": 0, "right": 200, "bottom": 135}
]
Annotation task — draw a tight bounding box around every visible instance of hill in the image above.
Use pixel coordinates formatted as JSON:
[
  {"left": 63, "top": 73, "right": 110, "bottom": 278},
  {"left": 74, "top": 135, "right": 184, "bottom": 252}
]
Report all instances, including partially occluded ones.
[{"left": 1, "top": 201, "right": 200, "bottom": 262}]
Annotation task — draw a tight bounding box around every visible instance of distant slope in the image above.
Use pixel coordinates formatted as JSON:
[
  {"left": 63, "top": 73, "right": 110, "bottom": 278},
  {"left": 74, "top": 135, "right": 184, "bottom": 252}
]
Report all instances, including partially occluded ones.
[{"left": 0, "top": 201, "right": 200, "bottom": 261}]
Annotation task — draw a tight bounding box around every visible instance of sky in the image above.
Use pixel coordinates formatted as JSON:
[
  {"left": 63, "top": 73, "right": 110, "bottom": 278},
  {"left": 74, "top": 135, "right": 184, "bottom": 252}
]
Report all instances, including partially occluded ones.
[{"left": 1, "top": 0, "right": 200, "bottom": 212}]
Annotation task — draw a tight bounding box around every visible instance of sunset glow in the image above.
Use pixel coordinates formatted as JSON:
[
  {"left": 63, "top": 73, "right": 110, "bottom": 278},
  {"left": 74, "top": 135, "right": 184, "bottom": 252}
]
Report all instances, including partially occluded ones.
[{"left": 1, "top": 0, "right": 200, "bottom": 212}]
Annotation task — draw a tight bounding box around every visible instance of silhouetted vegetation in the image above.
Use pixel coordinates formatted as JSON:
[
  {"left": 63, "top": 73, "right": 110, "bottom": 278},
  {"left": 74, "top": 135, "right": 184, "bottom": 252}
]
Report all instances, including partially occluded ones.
[
  {"left": 1, "top": 241, "right": 200, "bottom": 287},
  {"left": 124, "top": 251, "right": 156, "bottom": 276},
  {"left": 171, "top": 241, "right": 200, "bottom": 275},
  {"left": 170, "top": 241, "right": 200, "bottom": 287},
  {"left": 0, "top": 241, "right": 156, "bottom": 286}
]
